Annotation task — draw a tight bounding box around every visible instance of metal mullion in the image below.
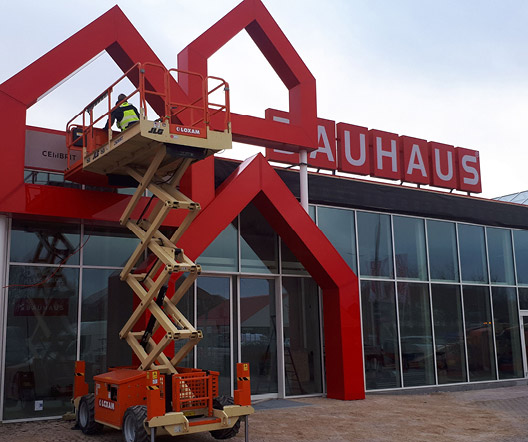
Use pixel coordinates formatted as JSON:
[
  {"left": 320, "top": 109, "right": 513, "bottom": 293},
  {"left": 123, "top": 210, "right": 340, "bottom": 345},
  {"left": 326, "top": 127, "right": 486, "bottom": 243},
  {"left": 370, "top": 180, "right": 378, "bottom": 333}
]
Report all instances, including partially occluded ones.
[
  {"left": 510, "top": 229, "right": 526, "bottom": 377},
  {"left": 76, "top": 223, "right": 84, "bottom": 361},
  {"left": 353, "top": 209, "right": 366, "bottom": 393},
  {"left": 193, "top": 278, "right": 197, "bottom": 369},
  {"left": 229, "top": 275, "right": 234, "bottom": 395},
  {"left": 276, "top": 274, "right": 285, "bottom": 398},
  {"left": 519, "top": 303, "right": 528, "bottom": 378},
  {"left": 484, "top": 227, "right": 499, "bottom": 380},
  {"left": 456, "top": 223, "right": 470, "bottom": 382},
  {"left": 424, "top": 219, "right": 438, "bottom": 386},
  {"left": 316, "top": 203, "right": 325, "bottom": 395},
  {"left": 390, "top": 214, "right": 404, "bottom": 388},
  {"left": 8, "top": 261, "right": 80, "bottom": 269},
  {"left": 0, "top": 216, "right": 12, "bottom": 421},
  {"left": 317, "top": 285, "right": 326, "bottom": 395},
  {"left": 236, "top": 276, "right": 241, "bottom": 366},
  {"left": 237, "top": 214, "right": 241, "bottom": 274}
]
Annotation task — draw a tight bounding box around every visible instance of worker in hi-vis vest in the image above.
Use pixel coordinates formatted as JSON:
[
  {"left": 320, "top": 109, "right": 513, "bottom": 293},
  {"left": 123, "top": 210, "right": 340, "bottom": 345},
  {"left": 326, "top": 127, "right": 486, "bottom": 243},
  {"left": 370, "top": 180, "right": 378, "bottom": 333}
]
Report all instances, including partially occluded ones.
[{"left": 104, "top": 93, "right": 140, "bottom": 131}]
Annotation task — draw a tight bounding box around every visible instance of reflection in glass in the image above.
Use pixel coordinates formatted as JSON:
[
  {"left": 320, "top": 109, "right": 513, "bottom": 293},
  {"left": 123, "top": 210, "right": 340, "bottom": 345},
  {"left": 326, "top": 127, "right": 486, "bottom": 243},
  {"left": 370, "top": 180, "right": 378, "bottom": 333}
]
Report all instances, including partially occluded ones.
[
  {"left": 317, "top": 207, "right": 357, "bottom": 273},
  {"left": 487, "top": 228, "right": 515, "bottom": 285},
  {"left": 282, "top": 277, "right": 322, "bottom": 395},
  {"left": 514, "top": 230, "right": 528, "bottom": 285},
  {"left": 83, "top": 225, "right": 139, "bottom": 267},
  {"left": 397, "top": 283, "right": 435, "bottom": 387},
  {"left": 281, "top": 239, "right": 308, "bottom": 276},
  {"left": 172, "top": 275, "right": 194, "bottom": 368},
  {"left": 10, "top": 220, "right": 80, "bottom": 265},
  {"left": 361, "top": 280, "right": 400, "bottom": 389},
  {"left": 393, "top": 217, "right": 427, "bottom": 280},
  {"left": 308, "top": 205, "right": 316, "bottom": 221},
  {"left": 197, "top": 277, "right": 231, "bottom": 395},
  {"left": 240, "top": 204, "right": 278, "bottom": 274},
  {"left": 4, "top": 266, "right": 79, "bottom": 420},
  {"left": 80, "top": 271, "right": 108, "bottom": 377},
  {"left": 492, "top": 287, "right": 523, "bottom": 379},
  {"left": 427, "top": 220, "right": 459, "bottom": 282},
  {"left": 357, "top": 212, "right": 393, "bottom": 278},
  {"left": 431, "top": 284, "right": 467, "bottom": 384},
  {"left": 197, "top": 219, "right": 238, "bottom": 272},
  {"left": 458, "top": 224, "right": 488, "bottom": 283},
  {"left": 463, "top": 285, "right": 496, "bottom": 381},
  {"left": 240, "top": 278, "right": 278, "bottom": 394}
]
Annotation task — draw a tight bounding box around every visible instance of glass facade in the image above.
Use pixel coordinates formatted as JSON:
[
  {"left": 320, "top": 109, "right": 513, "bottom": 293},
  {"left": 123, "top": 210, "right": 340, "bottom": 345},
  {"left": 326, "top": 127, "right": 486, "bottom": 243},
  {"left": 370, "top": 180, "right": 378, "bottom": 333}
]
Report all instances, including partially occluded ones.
[
  {"left": 2, "top": 197, "right": 528, "bottom": 421},
  {"left": 354, "top": 209, "right": 525, "bottom": 390}
]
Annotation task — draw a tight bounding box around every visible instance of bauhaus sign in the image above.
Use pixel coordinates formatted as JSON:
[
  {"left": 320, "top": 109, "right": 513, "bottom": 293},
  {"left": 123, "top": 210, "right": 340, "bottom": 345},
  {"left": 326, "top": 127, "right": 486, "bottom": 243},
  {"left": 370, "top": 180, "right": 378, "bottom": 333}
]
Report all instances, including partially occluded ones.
[{"left": 265, "top": 109, "right": 481, "bottom": 194}]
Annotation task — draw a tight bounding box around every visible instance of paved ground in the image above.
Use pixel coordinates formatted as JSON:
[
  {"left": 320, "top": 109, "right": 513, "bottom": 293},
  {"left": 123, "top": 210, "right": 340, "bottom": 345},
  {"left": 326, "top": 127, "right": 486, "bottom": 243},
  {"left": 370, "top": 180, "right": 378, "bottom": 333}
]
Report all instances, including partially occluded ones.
[{"left": 3, "top": 384, "right": 528, "bottom": 441}]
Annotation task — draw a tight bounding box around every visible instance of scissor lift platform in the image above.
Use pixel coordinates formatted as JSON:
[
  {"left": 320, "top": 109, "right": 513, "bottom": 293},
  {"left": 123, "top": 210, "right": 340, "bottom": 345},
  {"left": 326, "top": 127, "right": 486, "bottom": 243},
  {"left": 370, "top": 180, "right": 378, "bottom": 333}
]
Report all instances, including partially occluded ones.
[{"left": 81, "top": 119, "right": 231, "bottom": 177}]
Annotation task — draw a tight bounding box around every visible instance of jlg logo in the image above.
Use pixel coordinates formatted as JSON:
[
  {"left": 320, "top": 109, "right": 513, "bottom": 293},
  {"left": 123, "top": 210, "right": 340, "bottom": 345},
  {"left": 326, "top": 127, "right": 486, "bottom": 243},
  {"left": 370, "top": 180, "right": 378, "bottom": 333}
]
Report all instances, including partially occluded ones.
[{"left": 148, "top": 127, "right": 164, "bottom": 135}]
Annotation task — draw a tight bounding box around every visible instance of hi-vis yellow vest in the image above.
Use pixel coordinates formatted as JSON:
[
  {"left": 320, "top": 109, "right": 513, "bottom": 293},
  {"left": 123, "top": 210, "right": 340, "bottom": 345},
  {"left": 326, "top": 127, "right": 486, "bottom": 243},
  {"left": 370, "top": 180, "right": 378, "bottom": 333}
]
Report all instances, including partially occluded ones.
[{"left": 118, "top": 102, "right": 139, "bottom": 130}]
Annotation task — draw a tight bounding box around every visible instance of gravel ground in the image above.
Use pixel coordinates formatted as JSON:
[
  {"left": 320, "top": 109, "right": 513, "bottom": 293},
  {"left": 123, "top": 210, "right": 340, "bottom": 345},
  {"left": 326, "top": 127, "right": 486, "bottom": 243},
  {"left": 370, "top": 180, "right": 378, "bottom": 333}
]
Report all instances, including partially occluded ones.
[{"left": 2, "top": 386, "right": 528, "bottom": 441}]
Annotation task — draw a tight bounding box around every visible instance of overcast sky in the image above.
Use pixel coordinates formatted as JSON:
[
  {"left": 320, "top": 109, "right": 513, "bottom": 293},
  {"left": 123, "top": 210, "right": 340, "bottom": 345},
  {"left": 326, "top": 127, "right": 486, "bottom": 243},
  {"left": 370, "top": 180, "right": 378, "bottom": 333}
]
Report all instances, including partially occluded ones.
[{"left": 1, "top": 0, "right": 528, "bottom": 199}]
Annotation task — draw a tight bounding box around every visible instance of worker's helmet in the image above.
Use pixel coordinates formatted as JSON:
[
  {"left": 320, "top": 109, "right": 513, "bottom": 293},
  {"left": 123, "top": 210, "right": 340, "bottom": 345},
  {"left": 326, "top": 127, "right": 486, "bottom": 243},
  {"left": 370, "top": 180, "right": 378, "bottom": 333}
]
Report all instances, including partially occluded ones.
[{"left": 116, "top": 93, "right": 127, "bottom": 104}]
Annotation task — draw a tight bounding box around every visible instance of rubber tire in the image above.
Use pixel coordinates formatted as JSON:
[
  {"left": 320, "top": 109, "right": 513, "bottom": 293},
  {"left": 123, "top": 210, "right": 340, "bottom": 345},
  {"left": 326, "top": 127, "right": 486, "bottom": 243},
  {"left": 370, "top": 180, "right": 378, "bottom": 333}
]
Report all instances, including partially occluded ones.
[
  {"left": 122, "top": 405, "right": 149, "bottom": 442},
  {"left": 78, "top": 394, "right": 103, "bottom": 435},
  {"left": 209, "top": 396, "right": 241, "bottom": 440}
]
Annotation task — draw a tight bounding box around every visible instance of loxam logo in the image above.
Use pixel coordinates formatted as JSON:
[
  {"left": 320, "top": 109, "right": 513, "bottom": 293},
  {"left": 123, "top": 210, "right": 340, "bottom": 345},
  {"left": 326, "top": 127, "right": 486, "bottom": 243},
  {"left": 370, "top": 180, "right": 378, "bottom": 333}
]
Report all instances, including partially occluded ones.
[{"left": 98, "top": 399, "right": 115, "bottom": 410}]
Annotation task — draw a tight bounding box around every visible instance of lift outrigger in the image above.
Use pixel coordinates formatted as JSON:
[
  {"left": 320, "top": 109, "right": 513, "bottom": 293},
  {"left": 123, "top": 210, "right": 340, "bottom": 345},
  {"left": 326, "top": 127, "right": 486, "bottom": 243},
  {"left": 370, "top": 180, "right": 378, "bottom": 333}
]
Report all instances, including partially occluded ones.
[{"left": 65, "top": 63, "right": 253, "bottom": 441}]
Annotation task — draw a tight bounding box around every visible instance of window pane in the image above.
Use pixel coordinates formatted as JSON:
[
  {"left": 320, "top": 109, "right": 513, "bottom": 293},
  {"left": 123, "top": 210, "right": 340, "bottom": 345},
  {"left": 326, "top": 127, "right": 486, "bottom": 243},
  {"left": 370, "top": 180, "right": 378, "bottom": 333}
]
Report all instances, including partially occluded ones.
[
  {"left": 514, "top": 230, "right": 528, "bottom": 285},
  {"left": 197, "top": 219, "right": 238, "bottom": 272},
  {"left": 3, "top": 266, "right": 79, "bottom": 420},
  {"left": 361, "top": 280, "right": 400, "bottom": 389},
  {"left": 281, "top": 240, "right": 309, "bottom": 275},
  {"left": 317, "top": 207, "right": 357, "bottom": 273},
  {"left": 240, "top": 278, "right": 277, "bottom": 394},
  {"left": 357, "top": 212, "right": 393, "bottom": 278},
  {"left": 197, "top": 276, "right": 231, "bottom": 395},
  {"left": 240, "top": 204, "right": 278, "bottom": 274},
  {"left": 463, "top": 285, "right": 496, "bottom": 381},
  {"left": 427, "top": 220, "right": 459, "bottom": 282},
  {"left": 10, "top": 220, "right": 80, "bottom": 265},
  {"left": 394, "top": 217, "right": 427, "bottom": 280},
  {"left": 172, "top": 275, "right": 194, "bottom": 368},
  {"left": 519, "top": 288, "right": 528, "bottom": 310},
  {"left": 431, "top": 284, "right": 467, "bottom": 384},
  {"left": 282, "top": 277, "right": 322, "bottom": 395},
  {"left": 308, "top": 205, "right": 316, "bottom": 221},
  {"left": 397, "top": 283, "right": 435, "bottom": 387},
  {"left": 492, "top": 287, "right": 523, "bottom": 379},
  {"left": 459, "top": 224, "right": 488, "bottom": 283},
  {"left": 80, "top": 269, "right": 133, "bottom": 381},
  {"left": 487, "top": 228, "right": 515, "bottom": 285},
  {"left": 83, "top": 226, "right": 139, "bottom": 267}
]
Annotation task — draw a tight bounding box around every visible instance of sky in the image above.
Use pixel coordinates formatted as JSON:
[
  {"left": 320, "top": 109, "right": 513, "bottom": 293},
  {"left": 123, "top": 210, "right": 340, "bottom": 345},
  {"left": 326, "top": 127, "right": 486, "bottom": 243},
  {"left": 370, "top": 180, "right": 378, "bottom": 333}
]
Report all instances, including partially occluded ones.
[{"left": 1, "top": 0, "right": 528, "bottom": 199}]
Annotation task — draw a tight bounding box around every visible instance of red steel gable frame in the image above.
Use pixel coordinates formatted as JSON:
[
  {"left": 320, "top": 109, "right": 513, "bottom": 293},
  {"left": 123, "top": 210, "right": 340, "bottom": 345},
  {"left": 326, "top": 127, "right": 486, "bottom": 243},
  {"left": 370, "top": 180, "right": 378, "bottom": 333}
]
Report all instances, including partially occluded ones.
[
  {"left": 178, "top": 154, "right": 363, "bottom": 400},
  {"left": 0, "top": 0, "right": 364, "bottom": 400},
  {"left": 178, "top": 0, "right": 318, "bottom": 153}
]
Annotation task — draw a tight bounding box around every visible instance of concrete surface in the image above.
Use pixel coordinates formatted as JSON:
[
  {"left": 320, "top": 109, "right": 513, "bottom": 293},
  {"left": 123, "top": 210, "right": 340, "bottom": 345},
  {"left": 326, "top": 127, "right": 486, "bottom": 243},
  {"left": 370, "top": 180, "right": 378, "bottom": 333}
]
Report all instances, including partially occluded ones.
[{"left": 2, "top": 384, "right": 528, "bottom": 441}]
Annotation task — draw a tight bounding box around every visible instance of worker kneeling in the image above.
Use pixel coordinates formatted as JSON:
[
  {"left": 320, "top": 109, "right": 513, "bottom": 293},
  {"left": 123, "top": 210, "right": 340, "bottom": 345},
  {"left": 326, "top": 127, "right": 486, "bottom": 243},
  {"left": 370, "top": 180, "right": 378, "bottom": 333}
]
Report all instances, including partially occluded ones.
[{"left": 104, "top": 93, "right": 140, "bottom": 131}]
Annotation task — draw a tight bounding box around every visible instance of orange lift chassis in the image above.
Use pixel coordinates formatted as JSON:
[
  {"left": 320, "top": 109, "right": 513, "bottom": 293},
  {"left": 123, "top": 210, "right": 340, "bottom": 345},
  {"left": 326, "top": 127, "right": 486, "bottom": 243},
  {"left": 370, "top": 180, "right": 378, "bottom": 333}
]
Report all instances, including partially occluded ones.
[{"left": 66, "top": 63, "right": 254, "bottom": 442}]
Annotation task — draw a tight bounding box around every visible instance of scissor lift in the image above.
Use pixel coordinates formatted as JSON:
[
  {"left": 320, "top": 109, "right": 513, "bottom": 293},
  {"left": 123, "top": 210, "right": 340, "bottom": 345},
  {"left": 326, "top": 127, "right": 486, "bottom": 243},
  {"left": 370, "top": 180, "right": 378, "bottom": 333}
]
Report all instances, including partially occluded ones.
[{"left": 66, "top": 63, "right": 253, "bottom": 442}]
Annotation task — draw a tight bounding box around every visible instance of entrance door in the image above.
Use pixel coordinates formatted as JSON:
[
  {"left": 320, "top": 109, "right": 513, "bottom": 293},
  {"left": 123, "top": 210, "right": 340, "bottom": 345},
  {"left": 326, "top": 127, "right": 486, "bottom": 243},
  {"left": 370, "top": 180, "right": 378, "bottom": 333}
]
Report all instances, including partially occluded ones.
[{"left": 239, "top": 277, "right": 278, "bottom": 396}]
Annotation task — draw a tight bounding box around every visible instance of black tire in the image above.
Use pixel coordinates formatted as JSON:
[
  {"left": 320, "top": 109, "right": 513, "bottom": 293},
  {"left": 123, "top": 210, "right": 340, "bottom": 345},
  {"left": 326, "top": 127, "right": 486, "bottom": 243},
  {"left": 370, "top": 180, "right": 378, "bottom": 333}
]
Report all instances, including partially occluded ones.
[
  {"left": 78, "top": 394, "right": 103, "bottom": 435},
  {"left": 122, "top": 405, "right": 149, "bottom": 442},
  {"left": 209, "top": 395, "right": 241, "bottom": 440}
]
